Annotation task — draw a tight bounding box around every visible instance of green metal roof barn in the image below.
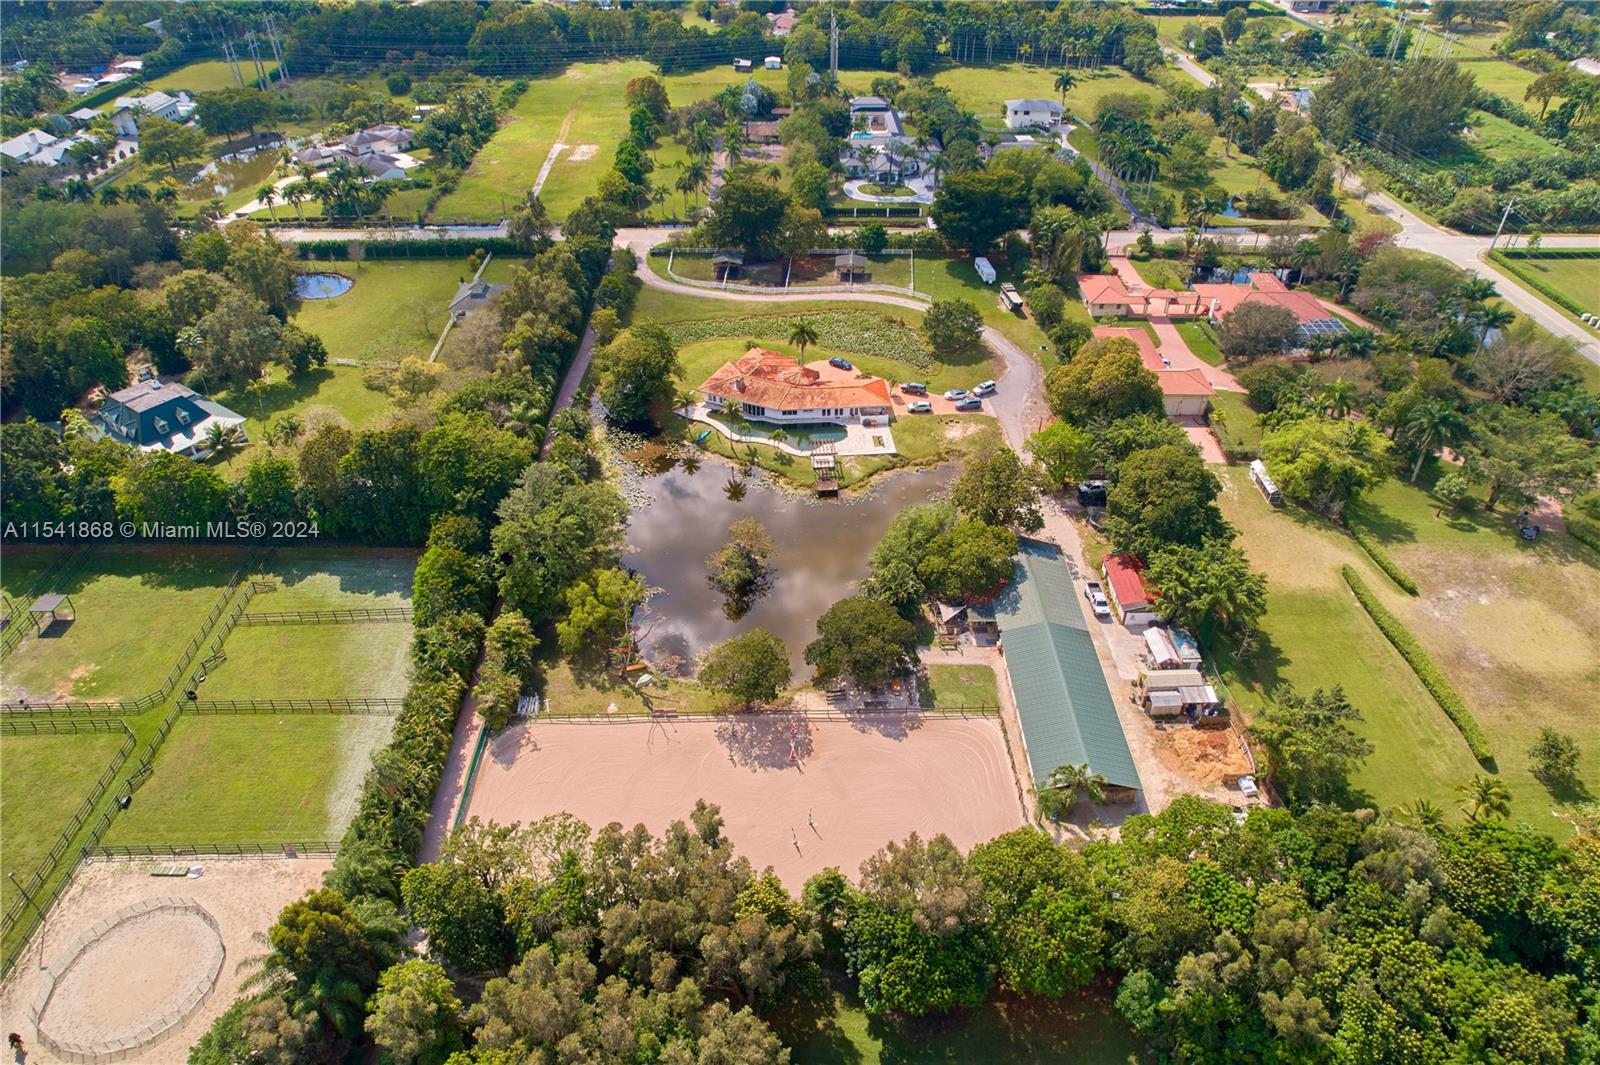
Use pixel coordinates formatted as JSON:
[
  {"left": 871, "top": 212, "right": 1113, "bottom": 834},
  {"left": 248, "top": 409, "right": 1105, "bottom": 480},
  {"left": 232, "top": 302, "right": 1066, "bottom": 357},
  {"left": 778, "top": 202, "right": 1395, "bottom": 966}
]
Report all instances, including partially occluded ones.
[{"left": 992, "top": 539, "right": 1141, "bottom": 793}]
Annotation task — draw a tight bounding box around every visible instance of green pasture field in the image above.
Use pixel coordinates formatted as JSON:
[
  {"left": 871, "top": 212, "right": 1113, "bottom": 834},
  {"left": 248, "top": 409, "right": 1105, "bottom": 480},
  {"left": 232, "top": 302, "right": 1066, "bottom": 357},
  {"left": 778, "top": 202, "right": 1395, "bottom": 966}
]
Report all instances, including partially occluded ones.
[
  {"left": 1489, "top": 252, "right": 1600, "bottom": 341},
  {"left": 0, "top": 548, "right": 248, "bottom": 703},
  {"left": 920, "top": 664, "right": 1001, "bottom": 710},
  {"left": 1215, "top": 465, "right": 1600, "bottom": 835},
  {"left": 0, "top": 730, "right": 130, "bottom": 919},
  {"left": 105, "top": 713, "right": 394, "bottom": 844},
  {"left": 199, "top": 624, "right": 411, "bottom": 700},
  {"left": 144, "top": 59, "right": 278, "bottom": 95},
  {"left": 935, "top": 65, "right": 1180, "bottom": 130},
  {"left": 213, "top": 364, "right": 396, "bottom": 443}
]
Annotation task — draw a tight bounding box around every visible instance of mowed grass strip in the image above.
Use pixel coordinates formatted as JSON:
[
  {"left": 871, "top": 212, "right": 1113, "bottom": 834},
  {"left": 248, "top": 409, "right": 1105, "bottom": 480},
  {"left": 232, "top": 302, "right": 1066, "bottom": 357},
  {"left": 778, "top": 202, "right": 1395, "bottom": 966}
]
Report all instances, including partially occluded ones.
[
  {"left": 0, "top": 547, "right": 249, "bottom": 703},
  {"left": 0, "top": 731, "right": 129, "bottom": 916},
  {"left": 920, "top": 664, "right": 1001, "bottom": 709},
  {"left": 106, "top": 714, "right": 393, "bottom": 844},
  {"left": 144, "top": 59, "right": 278, "bottom": 95}
]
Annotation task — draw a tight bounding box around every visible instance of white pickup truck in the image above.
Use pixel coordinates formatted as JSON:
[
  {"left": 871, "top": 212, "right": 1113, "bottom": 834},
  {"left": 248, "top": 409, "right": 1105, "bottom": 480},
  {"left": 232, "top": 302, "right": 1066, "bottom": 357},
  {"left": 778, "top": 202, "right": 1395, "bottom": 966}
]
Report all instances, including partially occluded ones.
[{"left": 1083, "top": 581, "right": 1111, "bottom": 620}]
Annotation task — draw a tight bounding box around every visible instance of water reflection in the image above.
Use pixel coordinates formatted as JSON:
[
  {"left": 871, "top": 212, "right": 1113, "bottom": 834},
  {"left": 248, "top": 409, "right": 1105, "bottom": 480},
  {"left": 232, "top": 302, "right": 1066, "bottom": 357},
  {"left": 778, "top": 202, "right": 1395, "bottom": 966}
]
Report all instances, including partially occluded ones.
[
  {"left": 625, "top": 453, "right": 952, "bottom": 677},
  {"left": 185, "top": 151, "right": 281, "bottom": 201}
]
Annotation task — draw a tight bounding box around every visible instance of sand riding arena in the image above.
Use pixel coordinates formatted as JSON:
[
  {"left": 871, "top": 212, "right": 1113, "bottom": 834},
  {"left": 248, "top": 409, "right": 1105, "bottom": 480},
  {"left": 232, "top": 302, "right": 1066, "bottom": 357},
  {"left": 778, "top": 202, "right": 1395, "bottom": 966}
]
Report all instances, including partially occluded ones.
[
  {"left": 460, "top": 712, "right": 1028, "bottom": 887},
  {"left": 0, "top": 857, "right": 330, "bottom": 1065}
]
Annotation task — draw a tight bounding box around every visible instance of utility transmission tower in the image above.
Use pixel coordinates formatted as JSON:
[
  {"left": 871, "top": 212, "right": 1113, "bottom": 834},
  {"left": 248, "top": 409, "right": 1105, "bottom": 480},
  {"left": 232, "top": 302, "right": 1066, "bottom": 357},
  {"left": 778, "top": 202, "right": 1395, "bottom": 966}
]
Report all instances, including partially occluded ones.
[{"left": 264, "top": 14, "right": 290, "bottom": 82}]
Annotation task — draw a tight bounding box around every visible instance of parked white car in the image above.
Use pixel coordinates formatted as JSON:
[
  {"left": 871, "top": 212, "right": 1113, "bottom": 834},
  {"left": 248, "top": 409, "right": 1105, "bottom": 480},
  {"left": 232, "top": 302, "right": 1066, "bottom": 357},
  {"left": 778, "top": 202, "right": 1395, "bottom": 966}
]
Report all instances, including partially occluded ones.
[
  {"left": 1083, "top": 580, "right": 1111, "bottom": 619},
  {"left": 973, "top": 379, "right": 997, "bottom": 396}
]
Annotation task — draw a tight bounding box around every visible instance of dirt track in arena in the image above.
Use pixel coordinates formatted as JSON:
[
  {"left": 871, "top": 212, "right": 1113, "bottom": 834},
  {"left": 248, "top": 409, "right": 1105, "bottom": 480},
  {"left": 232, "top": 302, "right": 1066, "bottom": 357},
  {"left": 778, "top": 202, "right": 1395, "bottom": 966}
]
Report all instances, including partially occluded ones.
[{"left": 462, "top": 714, "right": 1027, "bottom": 887}]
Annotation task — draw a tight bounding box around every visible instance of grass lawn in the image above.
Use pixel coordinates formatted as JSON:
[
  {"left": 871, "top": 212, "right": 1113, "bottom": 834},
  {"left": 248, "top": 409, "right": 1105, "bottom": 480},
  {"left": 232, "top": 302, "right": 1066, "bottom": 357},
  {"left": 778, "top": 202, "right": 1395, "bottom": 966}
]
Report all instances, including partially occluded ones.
[
  {"left": 1174, "top": 320, "right": 1225, "bottom": 366},
  {"left": 1457, "top": 56, "right": 1541, "bottom": 99},
  {"left": 1128, "top": 257, "right": 1188, "bottom": 291},
  {"left": 264, "top": 550, "right": 417, "bottom": 611},
  {"left": 430, "top": 70, "right": 586, "bottom": 221},
  {"left": 291, "top": 258, "right": 484, "bottom": 364},
  {"left": 143, "top": 59, "right": 278, "bottom": 95},
  {"left": 0, "top": 545, "right": 57, "bottom": 602},
  {"left": 1209, "top": 390, "right": 1261, "bottom": 449},
  {"left": 919, "top": 664, "right": 1001, "bottom": 710},
  {"left": 1212, "top": 467, "right": 1482, "bottom": 817},
  {"left": 1435, "top": 110, "right": 1560, "bottom": 167},
  {"left": 106, "top": 714, "right": 393, "bottom": 844},
  {"left": 936, "top": 66, "right": 1174, "bottom": 129},
  {"left": 1216, "top": 465, "right": 1600, "bottom": 835},
  {"left": 1344, "top": 473, "right": 1600, "bottom": 834},
  {"left": 1488, "top": 252, "right": 1600, "bottom": 340},
  {"left": 214, "top": 364, "right": 396, "bottom": 441},
  {"left": 0, "top": 730, "right": 129, "bottom": 918},
  {"left": 914, "top": 255, "right": 1070, "bottom": 366},
  {"left": 0, "top": 548, "right": 247, "bottom": 703},
  {"left": 201, "top": 623, "right": 412, "bottom": 700}
]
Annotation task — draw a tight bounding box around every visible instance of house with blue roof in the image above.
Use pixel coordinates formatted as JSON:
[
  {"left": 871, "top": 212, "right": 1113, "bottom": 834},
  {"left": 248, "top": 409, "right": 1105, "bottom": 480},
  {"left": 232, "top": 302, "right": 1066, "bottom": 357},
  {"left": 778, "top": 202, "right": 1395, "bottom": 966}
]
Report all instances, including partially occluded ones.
[{"left": 93, "top": 379, "right": 247, "bottom": 459}]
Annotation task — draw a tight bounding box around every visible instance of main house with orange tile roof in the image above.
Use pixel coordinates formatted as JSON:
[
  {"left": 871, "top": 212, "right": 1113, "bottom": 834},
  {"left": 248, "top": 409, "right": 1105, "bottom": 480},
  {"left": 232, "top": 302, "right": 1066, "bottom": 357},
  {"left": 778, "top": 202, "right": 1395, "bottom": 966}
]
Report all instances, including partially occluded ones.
[
  {"left": 1092, "top": 326, "right": 1214, "bottom": 418},
  {"left": 697, "top": 348, "right": 893, "bottom": 426},
  {"left": 1076, "top": 271, "right": 1349, "bottom": 344}
]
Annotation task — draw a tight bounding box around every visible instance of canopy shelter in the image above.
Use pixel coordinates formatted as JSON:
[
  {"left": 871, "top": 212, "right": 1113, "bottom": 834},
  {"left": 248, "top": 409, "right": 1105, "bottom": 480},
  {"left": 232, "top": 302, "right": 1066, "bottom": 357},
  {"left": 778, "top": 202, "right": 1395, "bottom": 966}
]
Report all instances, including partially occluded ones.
[
  {"left": 835, "top": 252, "right": 868, "bottom": 280},
  {"left": 712, "top": 250, "right": 745, "bottom": 280},
  {"left": 29, "top": 592, "right": 75, "bottom": 632}
]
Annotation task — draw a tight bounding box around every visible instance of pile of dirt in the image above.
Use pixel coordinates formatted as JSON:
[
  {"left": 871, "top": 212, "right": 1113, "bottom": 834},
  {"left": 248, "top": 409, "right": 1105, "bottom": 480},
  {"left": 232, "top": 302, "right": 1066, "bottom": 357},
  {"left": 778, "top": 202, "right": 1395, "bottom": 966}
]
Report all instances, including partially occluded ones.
[{"left": 1154, "top": 725, "right": 1251, "bottom": 788}]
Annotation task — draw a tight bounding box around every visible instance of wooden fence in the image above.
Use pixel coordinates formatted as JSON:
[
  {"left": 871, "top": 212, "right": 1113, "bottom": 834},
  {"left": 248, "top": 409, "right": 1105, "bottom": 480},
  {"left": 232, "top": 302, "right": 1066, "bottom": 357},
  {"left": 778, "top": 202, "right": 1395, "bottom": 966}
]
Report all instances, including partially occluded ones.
[
  {"left": 87, "top": 841, "right": 341, "bottom": 860},
  {"left": 185, "top": 697, "right": 405, "bottom": 715},
  {"left": 235, "top": 606, "right": 413, "bottom": 626}
]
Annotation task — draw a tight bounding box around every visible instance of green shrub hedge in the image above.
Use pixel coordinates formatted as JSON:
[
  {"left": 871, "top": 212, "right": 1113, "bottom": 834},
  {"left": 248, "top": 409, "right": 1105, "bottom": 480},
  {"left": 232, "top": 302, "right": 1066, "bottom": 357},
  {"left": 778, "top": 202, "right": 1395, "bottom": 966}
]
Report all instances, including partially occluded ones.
[
  {"left": 1349, "top": 527, "right": 1419, "bottom": 595},
  {"left": 1340, "top": 565, "right": 1492, "bottom": 764},
  {"left": 293, "top": 237, "right": 521, "bottom": 260}
]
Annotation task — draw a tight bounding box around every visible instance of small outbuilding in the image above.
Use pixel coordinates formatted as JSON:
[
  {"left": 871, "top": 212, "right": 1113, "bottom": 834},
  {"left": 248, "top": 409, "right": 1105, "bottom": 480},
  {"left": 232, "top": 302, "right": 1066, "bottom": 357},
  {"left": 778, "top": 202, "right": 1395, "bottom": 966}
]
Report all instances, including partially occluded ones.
[
  {"left": 1102, "top": 554, "right": 1158, "bottom": 630},
  {"left": 834, "top": 252, "right": 868, "bottom": 280},
  {"left": 1250, "top": 459, "right": 1283, "bottom": 505},
  {"left": 764, "top": 56, "right": 783, "bottom": 70},
  {"left": 28, "top": 592, "right": 76, "bottom": 633},
  {"left": 974, "top": 256, "right": 997, "bottom": 284},
  {"left": 712, "top": 249, "right": 745, "bottom": 280},
  {"left": 733, "top": 58, "right": 753, "bottom": 73}
]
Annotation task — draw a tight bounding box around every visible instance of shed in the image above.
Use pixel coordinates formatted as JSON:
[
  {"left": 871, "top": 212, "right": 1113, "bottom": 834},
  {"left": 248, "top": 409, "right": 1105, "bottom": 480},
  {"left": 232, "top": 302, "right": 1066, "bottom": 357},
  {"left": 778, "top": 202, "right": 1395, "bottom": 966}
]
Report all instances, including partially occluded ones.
[
  {"left": 764, "top": 56, "right": 783, "bottom": 69},
  {"left": 1145, "top": 690, "right": 1185, "bottom": 718},
  {"left": 973, "top": 256, "right": 997, "bottom": 284},
  {"left": 1250, "top": 459, "right": 1282, "bottom": 505},
  {"left": 1143, "top": 627, "right": 1184, "bottom": 669},
  {"left": 28, "top": 592, "right": 76, "bottom": 632},
  {"left": 712, "top": 249, "right": 745, "bottom": 279},
  {"left": 1143, "top": 668, "right": 1205, "bottom": 691},
  {"left": 733, "top": 58, "right": 753, "bottom": 73},
  {"left": 1102, "top": 554, "right": 1158, "bottom": 630},
  {"left": 834, "top": 252, "right": 867, "bottom": 280},
  {"left": 997, "top": 282, "right": 1023, "bottom": 313},
  {"left": 1170, "top": 627, "right": 1203, "bottom": 668}
]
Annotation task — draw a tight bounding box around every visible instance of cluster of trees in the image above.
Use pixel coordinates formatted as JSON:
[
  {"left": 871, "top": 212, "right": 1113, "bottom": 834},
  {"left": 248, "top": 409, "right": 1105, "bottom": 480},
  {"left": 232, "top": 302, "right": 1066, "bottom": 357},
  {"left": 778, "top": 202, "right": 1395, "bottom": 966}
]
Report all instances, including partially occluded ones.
[{"left": 200, "top": 791, "right": 1600, "bottom": 1064}]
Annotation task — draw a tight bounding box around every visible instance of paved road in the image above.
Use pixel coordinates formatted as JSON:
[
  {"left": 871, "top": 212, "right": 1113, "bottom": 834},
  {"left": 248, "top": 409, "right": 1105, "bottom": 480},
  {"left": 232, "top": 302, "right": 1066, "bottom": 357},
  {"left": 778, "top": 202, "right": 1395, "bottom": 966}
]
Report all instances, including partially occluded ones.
[{"left": 270, "top": 223, "right": 510, "bottom": 243}]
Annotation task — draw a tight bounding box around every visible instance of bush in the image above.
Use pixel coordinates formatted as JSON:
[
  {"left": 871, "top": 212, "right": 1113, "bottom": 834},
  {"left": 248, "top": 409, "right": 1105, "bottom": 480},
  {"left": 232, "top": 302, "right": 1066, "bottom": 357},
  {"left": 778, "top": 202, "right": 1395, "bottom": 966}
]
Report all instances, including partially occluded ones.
[
  {"left": 1348, "top": 526, "right": 1419, "bottom": 595},
  {"left": 385, "top": 71, "right": 412, "bottom": 95},
  {"left": 1340, "top": 565, "right": 1491, "bottom": 763}
]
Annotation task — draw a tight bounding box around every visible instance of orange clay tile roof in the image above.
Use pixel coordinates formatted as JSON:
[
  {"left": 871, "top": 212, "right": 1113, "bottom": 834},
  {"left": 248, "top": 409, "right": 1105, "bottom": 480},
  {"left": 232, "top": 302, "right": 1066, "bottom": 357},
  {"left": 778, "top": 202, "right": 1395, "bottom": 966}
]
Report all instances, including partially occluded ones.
[
  {"left": 1191, "top": 273, "right": 1330, "bottom": 324},
  {"left": 1078, "top": 273, "right": 1134, "bottom": 304},
  {"left": 698, "top": 349, "right": 892, "bottom": 411},
  {"left": 1092, "top": 327, "right": 1213, "bottom": 397}
]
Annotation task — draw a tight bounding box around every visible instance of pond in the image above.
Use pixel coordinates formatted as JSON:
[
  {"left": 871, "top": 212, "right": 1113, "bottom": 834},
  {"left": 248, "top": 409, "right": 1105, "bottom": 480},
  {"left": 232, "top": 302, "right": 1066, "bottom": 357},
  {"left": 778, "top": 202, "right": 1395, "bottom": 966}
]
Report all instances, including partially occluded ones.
[
  {"left": 624, "top": 453, "right": 953, "bottom": 676},
  {"left": 294, "top": 273, "right": 354, "bottom": 300},
  {"left": 183, "top": 150, "right": 281, "bottom": 202}
]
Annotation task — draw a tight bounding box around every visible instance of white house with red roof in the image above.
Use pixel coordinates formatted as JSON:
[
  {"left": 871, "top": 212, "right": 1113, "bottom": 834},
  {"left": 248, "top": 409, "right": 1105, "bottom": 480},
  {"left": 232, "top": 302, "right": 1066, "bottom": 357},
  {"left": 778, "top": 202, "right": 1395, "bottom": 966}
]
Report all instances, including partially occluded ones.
[
  {"left": 1102, "top": 554, "right": 1160, "bottom": 630},
  {"left": 697, "top": 349, "right": 892, "bottom": 425}
]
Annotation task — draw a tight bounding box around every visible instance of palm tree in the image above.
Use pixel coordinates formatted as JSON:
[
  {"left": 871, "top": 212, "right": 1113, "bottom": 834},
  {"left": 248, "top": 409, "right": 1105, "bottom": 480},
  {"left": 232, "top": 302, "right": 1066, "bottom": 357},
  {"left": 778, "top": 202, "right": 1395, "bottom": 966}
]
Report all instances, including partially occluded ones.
[
  {"left": 1319, "top": 377, "right": 1358, "bottom": 419},
  {"left": 284, "top": 181, "right": 307, "bottom": 220},
  {"left": 788, "top": 320, "right": 820, "bottom": 359},
  {"left": 64, "top": 178, "right": 93, "bottom": 203},
  {"left": 153, "top": 180, "right": 179, "bottom": 206},
  {"left": 1403, "top": 400, "right": 1469, "bottom": 483},
  {"left": 124, "top": 183, "right": 151, "bottom": 203},
  {"left": 1397, "top": 798, "right": 1444, "bottom": 830},
  {"left": 1037, "top": 763, "right": 1108, "bottom": 821},
  {"left": 1469, "top": 305, "right": 1516, "bottom": 366},
  {"left": 1334, "top": 327, "right": 1377, "bottom": 360},
  {"left": 688, "top": 119, "right": 716, "bottom": 163},
  {"left": 272, "top": 413, "right": 304, "bottom": 446},
  {"left": 98, "top": 185, "right": 122, "bottom": 206},
  {"left": 203, "top": 422, "right": 247, "bottom": 464},
  {"left": 256, "top": 183, "right": 278, "bottom": 222},
  {"left": 1457, "top": 774, "right": 1511, "bottom": 823},
  {"left": 1054, "top": 68, "right": 1078, "bottom": 106}
]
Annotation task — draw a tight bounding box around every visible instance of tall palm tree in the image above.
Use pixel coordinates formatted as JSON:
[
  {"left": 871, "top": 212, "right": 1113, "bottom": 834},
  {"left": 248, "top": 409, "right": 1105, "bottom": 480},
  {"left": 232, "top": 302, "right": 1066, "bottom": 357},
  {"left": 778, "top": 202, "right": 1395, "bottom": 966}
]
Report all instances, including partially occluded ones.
[
  {"left": 284, "top": 181, "right": 307, "bottom": 220},
  {"left": 1469, "top": 305, "right": 1516, "bottom": 366},
  {"left": 688, "top": 119, "right": 716, "bottom": 163},
  {"left": 1053, "top": 68, "right": 1078, "bottom": 106},
  {"left": 788, "top": 320, "right": 820, "bottom": 359},
  {"left": 674, "top": 165, "right": 698, "bottom": 216},
  {"left": 203, "top": 422, "right": 247, "bottom": 464},
  {"left": 1457, "top": 774, "right": 1511, "bottom": 823},
  {"left": 256, "top": 183, "right": 278, "bottom": 222},
  {"left": 1319, "top": 377, "right": 1358, "bottom": 419},
  {"left": 1403, "top": 400, "right": 1469, "bottom": 483}
]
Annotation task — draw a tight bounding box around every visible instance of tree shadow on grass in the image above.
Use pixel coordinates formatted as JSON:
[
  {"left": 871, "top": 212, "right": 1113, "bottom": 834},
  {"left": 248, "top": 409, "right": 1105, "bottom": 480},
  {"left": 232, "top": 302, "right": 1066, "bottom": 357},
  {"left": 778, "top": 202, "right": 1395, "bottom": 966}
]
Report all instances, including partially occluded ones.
[{"left": 214, "top": 367, "right": 341, "bottom": 428}]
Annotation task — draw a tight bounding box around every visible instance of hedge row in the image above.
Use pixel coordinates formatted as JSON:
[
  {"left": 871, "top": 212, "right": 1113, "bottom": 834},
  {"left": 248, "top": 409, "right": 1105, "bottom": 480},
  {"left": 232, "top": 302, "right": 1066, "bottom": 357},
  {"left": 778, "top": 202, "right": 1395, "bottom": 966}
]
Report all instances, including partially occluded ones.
[
  {"left": 1349, "top": 526, "right": 1419, "bottom": 596},
  {"left": 294, "top": 236, "right": 521, "bottom": 260},
  {"left": 1488, "top": 252, "right": 1594, "bottom": 318},
  {"left": 1340, "top": 565, "right": 1493, "bottom": 764}
]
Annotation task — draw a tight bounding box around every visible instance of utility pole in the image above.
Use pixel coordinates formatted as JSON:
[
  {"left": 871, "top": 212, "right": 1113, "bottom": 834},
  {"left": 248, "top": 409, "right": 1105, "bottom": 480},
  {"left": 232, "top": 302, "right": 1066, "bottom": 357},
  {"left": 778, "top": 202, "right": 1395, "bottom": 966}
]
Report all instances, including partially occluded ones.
[
  {"left": 1489, "top": 199, "right": 1516, "bottom": 250},
  {"left": 265, "top": 14, "right": 290, "bottom": 83},
  {"left": 245, "top": 33, "right": 268, "bottom": 88},
  {"left": 222, "top": 40, "right": 245, "bottom": 88},
  {"left": 829, "top": 1, "right": 839, "bottom": 79}
]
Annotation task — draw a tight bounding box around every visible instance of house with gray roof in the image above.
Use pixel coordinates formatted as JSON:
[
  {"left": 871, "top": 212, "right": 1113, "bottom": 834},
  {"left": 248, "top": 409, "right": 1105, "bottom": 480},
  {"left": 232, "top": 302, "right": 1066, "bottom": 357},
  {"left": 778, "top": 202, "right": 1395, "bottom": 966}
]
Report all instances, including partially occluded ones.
[
  {"left": 1004, "top": 98, "right": 1065, "bottom": 130},
  {"left": 991, "top": 539, "right": 1141, "bottom": 801},
  {"left": 93, "top": 380, "right": 247, "bottom": 458}
]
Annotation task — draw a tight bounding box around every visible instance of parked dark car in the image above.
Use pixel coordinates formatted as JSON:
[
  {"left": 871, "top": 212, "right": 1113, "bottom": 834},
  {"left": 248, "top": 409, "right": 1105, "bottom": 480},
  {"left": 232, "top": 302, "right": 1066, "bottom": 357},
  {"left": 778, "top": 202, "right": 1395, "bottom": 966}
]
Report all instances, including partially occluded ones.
[
  {"left": 900, "top": 381, "right": 927, "bottom": 395},
  {"left": 1077, "top": 480, "right": 1108, "bottom": 507},
  {"left": 829, "top": 356, "right": 853, "bottom": 371},
  {"left": 954, "top": 396, "right": 982, "bottom": 411}
]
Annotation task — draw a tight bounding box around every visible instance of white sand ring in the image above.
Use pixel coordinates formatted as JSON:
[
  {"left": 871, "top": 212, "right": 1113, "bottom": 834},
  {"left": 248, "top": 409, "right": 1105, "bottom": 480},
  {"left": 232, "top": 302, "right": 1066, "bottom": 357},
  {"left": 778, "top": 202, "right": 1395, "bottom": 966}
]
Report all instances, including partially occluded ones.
[{"left": 30, "top": 896, "right": 225, "bottom": 1064}]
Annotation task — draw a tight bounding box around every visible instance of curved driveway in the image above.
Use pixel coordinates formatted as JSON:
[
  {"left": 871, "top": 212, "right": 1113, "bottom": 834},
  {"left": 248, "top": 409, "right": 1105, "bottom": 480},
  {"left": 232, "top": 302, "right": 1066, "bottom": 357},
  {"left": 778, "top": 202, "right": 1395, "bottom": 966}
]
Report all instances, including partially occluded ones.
[{"left": 618, "top": 230, "right": 1043, "bottom": 449}]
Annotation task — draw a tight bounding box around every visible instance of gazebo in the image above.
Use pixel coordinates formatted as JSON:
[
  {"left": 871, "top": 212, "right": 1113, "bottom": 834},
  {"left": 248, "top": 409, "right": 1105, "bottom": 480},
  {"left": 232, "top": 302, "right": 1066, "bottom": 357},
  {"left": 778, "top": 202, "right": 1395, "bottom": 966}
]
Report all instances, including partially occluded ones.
[
  {"left": 834, "top": 252, "right": 868, "bottom": 281},
  {"left": 28, "top": 592, "right": 76, "bottom": 632},
  {"left": 712, "top": 249, "right": 745, "bottom": 280}
]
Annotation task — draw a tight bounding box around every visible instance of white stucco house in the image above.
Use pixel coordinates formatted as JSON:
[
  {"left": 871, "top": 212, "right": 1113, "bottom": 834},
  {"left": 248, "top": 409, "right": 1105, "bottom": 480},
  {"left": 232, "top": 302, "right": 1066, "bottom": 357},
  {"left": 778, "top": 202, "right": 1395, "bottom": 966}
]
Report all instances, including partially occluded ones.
[{"left": 1004, "top": 98, "right": 1065, "bottom": 130}]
